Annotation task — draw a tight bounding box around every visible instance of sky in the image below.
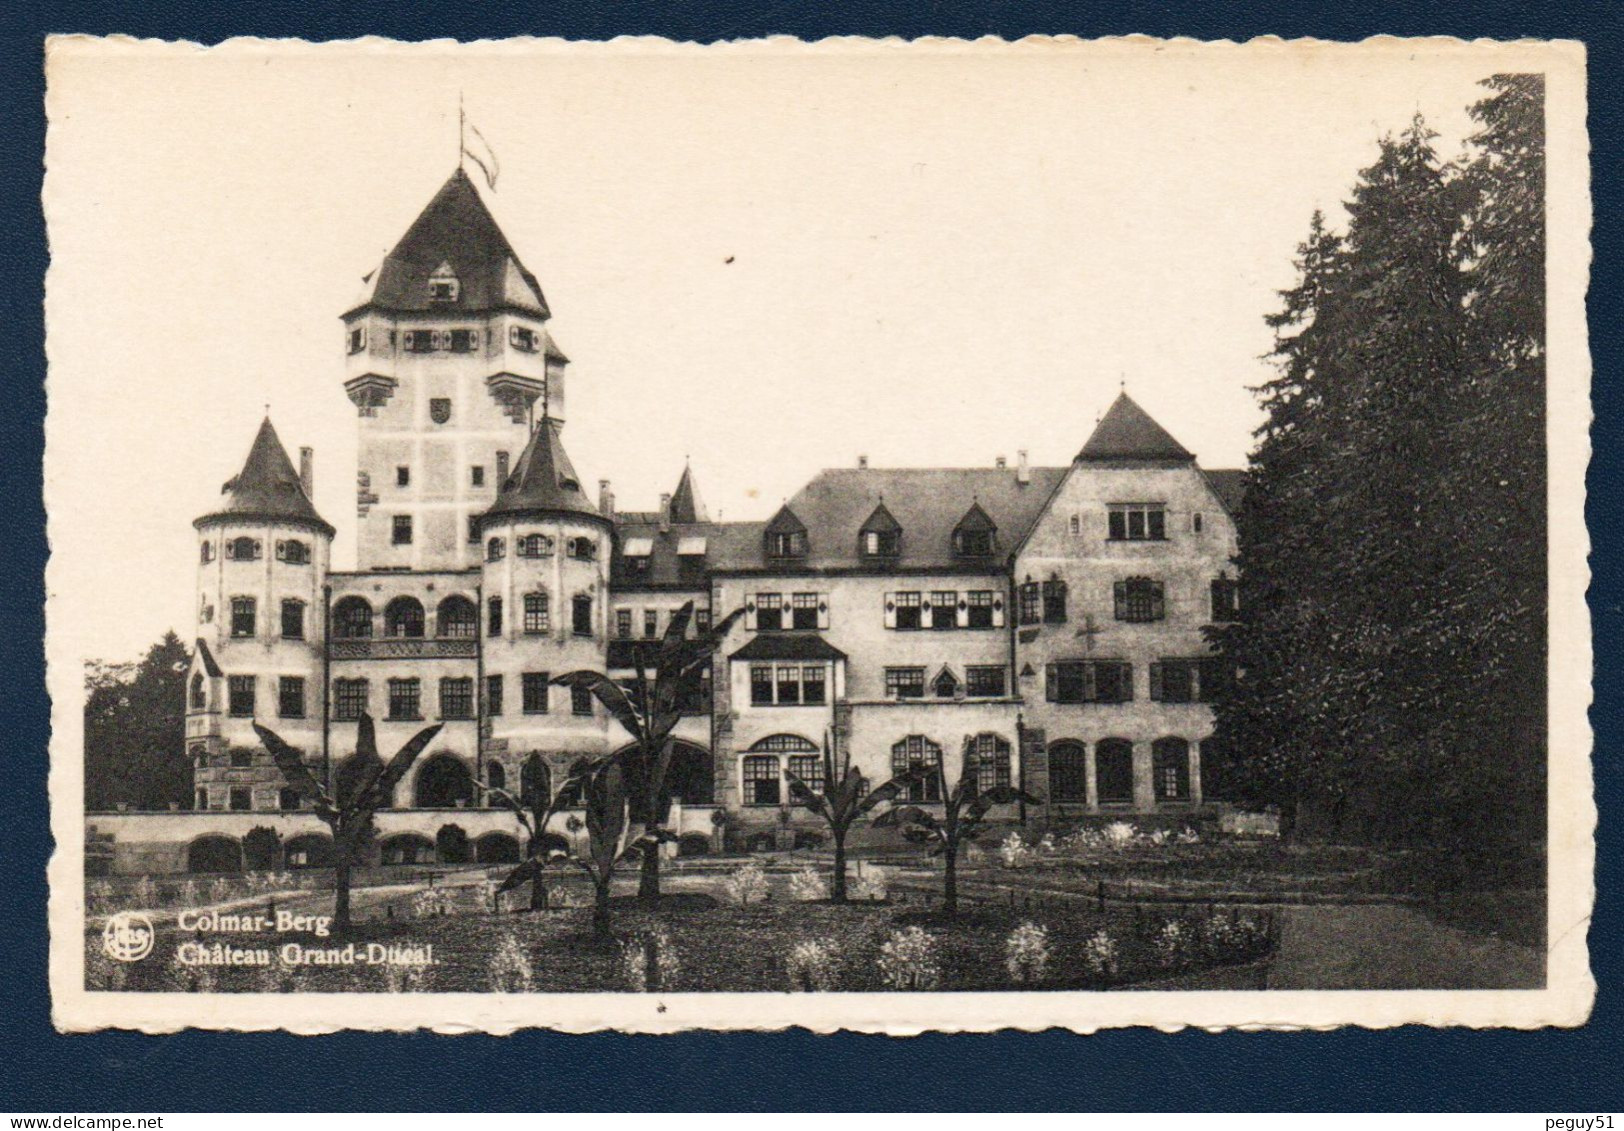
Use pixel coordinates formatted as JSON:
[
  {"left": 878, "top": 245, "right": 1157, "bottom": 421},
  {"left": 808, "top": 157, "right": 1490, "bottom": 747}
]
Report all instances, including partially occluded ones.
[{"left": 45, "top": 37, "right": 1513, "bottom": 664}]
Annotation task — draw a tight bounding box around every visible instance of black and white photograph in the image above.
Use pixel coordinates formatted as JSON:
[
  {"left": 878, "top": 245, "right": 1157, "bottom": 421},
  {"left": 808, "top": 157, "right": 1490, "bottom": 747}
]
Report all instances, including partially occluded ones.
[{"left": 43, "top": 35, "right": 1591, "bottom": 1033}]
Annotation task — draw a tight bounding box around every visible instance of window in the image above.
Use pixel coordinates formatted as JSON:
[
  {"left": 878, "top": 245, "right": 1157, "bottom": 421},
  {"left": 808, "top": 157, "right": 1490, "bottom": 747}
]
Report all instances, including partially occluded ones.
[
  {"left": 485, "top": 674, "right": 503, "bottom": 716},
  {"left": 1018, "top": 581, "right": 1042, "bottom": 626},
  {"left": 1192, "top": 512, "right": 1204, "bottom": 534},
  {"left": 1150, "top": 660, "right": 1197, "bottom": 703},
  {"left": 487, "top": 596, "right": 503, "bottom": 636},
  {"left": 467, "top": 516, "right": 480, "bottom": 545},
  {"left": 968, "top": 733, "right": 1012, "bottom": 792},
  {"left": 775, "top": 665, "right": 802, "bottom": 705},
  {"left": 885, "top": 667, "right": 925, "bottom": 700},
  {"left": 755, "top": 594, "right": 783, "bottom": 632},
  {"left": 276, "top": 539, "right": 310, "bottom": 564},
  {"left": 229, "top": 787, "right": 252, "bottom": 812},
  {"left": 930, "top": 591, "right": 958, "bottom": 631},
  {"left": 196, "top": 788, "right": 208, "bottom": 810},
  {"left": 230, "top": 747, "right": 253, "bottom": 769},
  {"left": 387, "top": 678, "right": 421, "bottom": 720},
  {"left": 750, "top": 664, "right": 825, "bottom": 706},
  {"left": 487, "top": 763, "right": 506, "bottom": 792},
  {"left": 954, "top": 527, "right": 995, "bottom": 557},
  {"left": 1068, "top": 513, "right": 1082, "bottom": 536},
  {"left": 348, "top": 326, "right": 366, "bottom": 354},
  {"left": 743, "top": 756, "right": 781, "bottom": 806},
  {"left": 1096, "top": 738, "right": 1135, "bottom": 804},
  {"left": 392, "top": 515, "right": 413, "bottom": 545},
  {"left": 230, "top": 597, "right": 256, "bottom": 638},
  {"left": 404, "top": 329, "right": 435, "bottom": 353},
  {"left": 568, "top": 537, "right": 597, "bottom": 561},
  {"left": 572, "top": 595, "right": 593, "bottom": 637},
  {"left": 509, "top": 325, "right": 539, "bottom": 352},
  {"left": 890, "top": 736, "right": 943, "bottom": 802},
  {"left": 333, "top": 678, "right": 368, "bottom": 722},
  {"left": 695, "top": 608, "right": 711, "bottom": 633},
  {"left": 801, "top": 665, "right": 826, "bottom": 705},
  {"left": 966, "top": 666, "right": 1006, "bottom": 697},
  {"left": 788, "top": 753, "right": 824, "bottom": 797},
  {"left": 334, "top": 597, "right": 373, "bottom": 639},
  {"left": 437, "top": 595, "right": 477, "bottom": 639},
  {"left": 1046, "top": 661, "right": 1134, "bottom": 704},
  {"left": 280, "top": 598, "right": 305, "bottom": 640},
  {"left": 440, "top": 677, "right": 474, "bottom": 720},
  {"left": 522, "top": 672, "right": 550, "bottom": 714},
  {"left": 280, "top": 788, "right": 301, "bottom": 811},
  {"left": 768, "top": 531, "right": 804, "bottom": 559},
  {"left": 487, "top": 537, "right": 505, "bottom": 561},
  {"left": 384, "top": 597, "right": 425, "bottom": 638},
  {"left": 190, "top": 673, "right": 206, "bottom": 710},
  {"left": 496, "top": 451, "right": 510, "bottom": 484},
  {"left": 429, "top": 398, "right": 452, "bottom": 424},
  {"left": 228, "top": 675, "right": 255, "bottom": 717},
  {"left": 471, "top": 465, "right": 485, "bottom": 487},
  {"left": 1153, "top": 737, "right": 1191, "bottom": 801},
  {"left": 932, "top": 668, "right": 960, "bottom": 699},
  {"left": 1114, "top": 577, "right": 1165, "bottom": 623},
  {"left": 893, "top": 591, "right": 922, "bottom": 631},
  {"left": 967, "top": 590, "right": 996, "bottom": 629},
  {"left": 449, "top": 328, "right": 476, "bottom": 353},
  {"left": 643, "top": 609, "right": 659, "bottom": 639},
  {"left": 791, "top": 593, "right": 820, "bottom": 631},
  {"left": 226, "top": 536, "right": 261, "bottom": 561},
  {"left": 611, "top": 609, "right": 630, "bottom": 639},
  {"left": 572, "top": 683, "right": 593, "bottom": 716},
  {"left": 396, "top": 466, "right": 410, "bottom": 487},
  {"left": 1211, "top": 575, "right": 1240, "bottom": 621},
  {"left": 200, "top": 540, "right": 215, "bottom": 563},
  {"left": 1108, "top": 503, "right": 1167, "bottom": 541},
  {"left": 524, "top": 592, "right": 550, "bottom": 634},
  {"left": 278, "top": 676, "right": 305, "bottom": 719},
  {"left": 1049, "top": 741, "right": 1087, "bottom": 802},
  {"left": 862, "top": 530, "right": 899, "bottom": 558},
  {"left": 1042, "top": 578, "right": 1068, "bottom": 624},
  {"left": 517, "top": 534, "right": 553, "bottom": 558},
  {"left": 750, "top": 665, "right": 774, "bottom": 706}
]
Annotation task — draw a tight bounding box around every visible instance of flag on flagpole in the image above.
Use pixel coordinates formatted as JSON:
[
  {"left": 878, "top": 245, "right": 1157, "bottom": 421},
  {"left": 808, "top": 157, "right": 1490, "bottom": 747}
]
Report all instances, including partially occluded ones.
[{"left": 462, "top": 118, "right": 499, "bottom": 190}]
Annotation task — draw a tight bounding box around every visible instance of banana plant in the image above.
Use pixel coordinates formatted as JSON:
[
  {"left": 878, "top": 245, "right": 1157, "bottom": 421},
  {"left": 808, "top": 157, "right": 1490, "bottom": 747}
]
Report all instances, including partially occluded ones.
[
  {"left": 479, "top": 761, "right": 588, "bottom": 911},
  {"left": 785, "top": 730, "right": 914, "bottom": 902},
  {"left": 554, "top": 600, "right": 745, "bottom": 905},
  {"left": 873, "top": 736, "right": 1043, "bottom": 914},
  {"left": 255, "top": 713, "right": 442, "bottom": 934}
]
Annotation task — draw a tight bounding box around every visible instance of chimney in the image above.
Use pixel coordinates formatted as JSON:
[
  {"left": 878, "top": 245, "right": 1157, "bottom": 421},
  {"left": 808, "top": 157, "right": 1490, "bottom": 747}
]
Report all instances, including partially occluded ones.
[
  {"left": 496, "top": 450, "right": 510, "bottom": 486},
  {"left": 299, "top": 447, "right": 314, "bottom": 498},
  {"left": 995, "top": 455, "right": 1007, "bottom": 470},
  {"left": 598, "top": 479, "right": 615, "bottom": 520},
  {"left": 659, "top": 492, "right": 673, "bottom": 533},
  {"left": 1016, "top": 449, "right": 1030, "bottom": 485},
  {"left": 857, "top": 454, "right": 868, "bottom": 470}
]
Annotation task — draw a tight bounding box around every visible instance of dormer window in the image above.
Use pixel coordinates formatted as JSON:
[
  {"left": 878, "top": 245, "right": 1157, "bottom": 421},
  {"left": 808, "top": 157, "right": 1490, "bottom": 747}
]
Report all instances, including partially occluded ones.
[
  {"left": 769, "top": 532, "right": 804, "bottom": 559},
  {"left": 224, "top": 536, "right": 261, "bottom": 561},
  {"left": 275, "top": 539, "right": 310, "bottom": 565},
  {"left": 517, "top": 534, "right": 554, "bottom": 558},
  {"left": 429, "top": 262, "right": 459, "bottom": 303},
  {"left": 568, "top": 537, "right": 597, "bottom": 562},
  {"left": 952, "top": 502, "right": 998, "bottom": 558},
  {"left": 509, "top": 325, "right": 539, "bottom": 353},
  {"left": 858, "top": 502, "right": 902, "bottom": 561}
]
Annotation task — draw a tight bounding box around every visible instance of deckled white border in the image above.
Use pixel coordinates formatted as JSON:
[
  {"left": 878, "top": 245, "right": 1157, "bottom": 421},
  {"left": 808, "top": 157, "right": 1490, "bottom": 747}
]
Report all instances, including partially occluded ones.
[{"left": 44, "top": 33, "right": 1593, "bottom": 1034}]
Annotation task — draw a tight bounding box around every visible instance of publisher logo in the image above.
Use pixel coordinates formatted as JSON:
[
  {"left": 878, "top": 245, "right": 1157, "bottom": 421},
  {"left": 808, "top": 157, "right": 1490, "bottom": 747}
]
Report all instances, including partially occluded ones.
[{"left": 102, "top": 911, "right": 155, "bottom": 962}]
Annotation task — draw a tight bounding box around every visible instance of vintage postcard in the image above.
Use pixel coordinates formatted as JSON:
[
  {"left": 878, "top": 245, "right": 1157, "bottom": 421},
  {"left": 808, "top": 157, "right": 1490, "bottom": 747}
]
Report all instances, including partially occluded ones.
[{"left": 45, "top": 34, "right": 1592, "bottom": 1033}]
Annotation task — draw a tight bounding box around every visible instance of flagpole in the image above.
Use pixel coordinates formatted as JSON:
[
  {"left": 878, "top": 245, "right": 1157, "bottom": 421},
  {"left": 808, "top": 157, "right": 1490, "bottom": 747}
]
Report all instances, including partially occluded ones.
[{"left": 458, "top": 91, "right": 465, "bottom": 172}]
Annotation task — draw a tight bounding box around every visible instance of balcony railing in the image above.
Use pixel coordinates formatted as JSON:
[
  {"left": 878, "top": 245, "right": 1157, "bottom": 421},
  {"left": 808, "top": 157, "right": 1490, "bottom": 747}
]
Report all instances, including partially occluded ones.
[{"left": 330, "top": 637, "right": 477, "bottom": 661}]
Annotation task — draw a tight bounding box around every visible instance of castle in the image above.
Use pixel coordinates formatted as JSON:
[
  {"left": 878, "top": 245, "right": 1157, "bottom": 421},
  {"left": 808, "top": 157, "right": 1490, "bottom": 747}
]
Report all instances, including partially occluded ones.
[{"left": 94, "top": 166, "right": 1244, "bottom": 874}]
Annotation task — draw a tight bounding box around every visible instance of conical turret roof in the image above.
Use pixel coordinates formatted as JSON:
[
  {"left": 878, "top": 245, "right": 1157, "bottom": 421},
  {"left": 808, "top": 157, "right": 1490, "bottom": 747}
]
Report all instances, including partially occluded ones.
[
  {"left": 348, "top": 167, "right": 549, "bottom": 317},
  {"left": 1077, "top": 392, "right": 1194, "bottom": 462},
  {"left": 195, "top": 418, "right": 333, "bottom": 535},
  {"left": 668, "top": 463, "right": 708, "bottom": 524},
  {"left": 481, "top": 417, "right": 605, "bottom": 529}
]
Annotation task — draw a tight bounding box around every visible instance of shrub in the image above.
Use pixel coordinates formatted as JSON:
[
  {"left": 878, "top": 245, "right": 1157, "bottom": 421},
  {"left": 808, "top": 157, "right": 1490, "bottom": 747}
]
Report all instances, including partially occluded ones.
[
  {"left": 1062, "top": 826, "right": 1104, "bottom": 852},
  {"left": 487, "top": 931, "right": 535, "bottom": 992},
  {"left": 785, "top": 938, "right": 841, "bottom": 991},
  {"left": 620, "top": 924, "right": 681, "bottom": 992},
  {"left": 788, "top": 865, "right": 828, "bottom": 903},
  {"left": 849, "top": 865, "right": 888, "bottom": 902},
  {"left": 87, "top": 879, "right": 115, "bottom": 915},
  {"left": 178, "top": 878, "right": 200, "bottom": 908},
  {"left": 546, "top": 884, "right": 581, "bottom": 909},
  {"left": 1147, "top": 829, "right": 1170, "bottom": 847},
  {"left": 721, "top": 860, "right": 770, "bottom": 906},
  {"left": 1104, "top": 821, "right": 1138, "bottom": 847},
  {"left": 1004, "top": 921, "right": 1052, "bottom": 985},
  {"left": 1154, "top": 918, "right": 1194, "bottom": 970},
  {"left": 412, "top": 888, "right": 454, "bottom": 919},
  {"left": 1176, "top": 827, "right": 1201, "bottom": 845},
  {"left": 1082, "top": 930, "right": 1119, "bottom": 980},
  {"left": 997, "top": 832, "right": 1031, "bottom": 869},
  {"left": 877, "top": 926, "right": 941, "bottom": 991},
  {"left": 132, "top": 876, "right": 159, "bottom": 909},
  {"left": 1038, "top": 833, "right": 1057, "bottom": 854},
  {"left": 208, "top": 877, "right": 234, "bottom": 905}
]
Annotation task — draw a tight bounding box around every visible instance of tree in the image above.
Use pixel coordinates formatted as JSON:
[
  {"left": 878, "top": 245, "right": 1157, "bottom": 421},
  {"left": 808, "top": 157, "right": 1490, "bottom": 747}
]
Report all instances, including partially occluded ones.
[
  {"left": 84, "top": 632, "right": 191, "bottom": 811},
  {"left": 785, "top": 730, "right": 913, "bottom": 902},
  {"left": 482, "top": 757, "right": 588, "bottom": 911},
  {"left": 552, "top": 600, "right": 744, "bottom": 905},
  {"left": 256, "top": 714, "right": 442, "bottom": 934},
  {"left": 873, "top": 736, "right": 1040, "bottom": 913}
]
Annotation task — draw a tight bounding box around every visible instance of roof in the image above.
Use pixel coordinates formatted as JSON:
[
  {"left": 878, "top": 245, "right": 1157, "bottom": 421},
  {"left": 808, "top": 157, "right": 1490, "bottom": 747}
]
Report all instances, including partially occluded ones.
[
  {"left": 195, "top": 417, "right": 334, "bottom": 535},
  {"left": 481, "top": 418, "right": 605, "bottom": 528},
  {"left": 730, "top": 634, "right": 848, "bottom": 662},
  {"left": 194, "top": 639, "right": 223, "bottom": 678},
  {"left": 1077, "top": 393, "right": 1195, "bottom": 463},
  {"left": 1202, "top": 468, "right": 1246, "bottom": 515},
  {"left": 350, "top": 167, "right": 549, "bottom": 317},
  {"left": 668, "top": 464, "right": 708, "bottom": 524},
  {"left": 858, "top": 501, "right": 902, "bottom": 535}
]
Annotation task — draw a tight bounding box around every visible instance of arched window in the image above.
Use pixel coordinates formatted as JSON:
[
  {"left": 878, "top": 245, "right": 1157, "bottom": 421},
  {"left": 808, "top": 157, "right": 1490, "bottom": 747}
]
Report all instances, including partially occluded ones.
[
  {"left": 189, "top": 673, "right": 206, "bottom": 710},
  {"left": 486, "top": 762, "right": 506, "bottom": 792},
  {"left": 276, "top": 539, "right": 310, "bottom": 565},
  {"left": 1048, "top": 740, "right": 1087, "bottom": 802},
  {"left": 200, "top": 540, "right": 215, "bottom": 563},
  {"left": 189, "top": 742, "right": 209, "bottom": 768},
  {"left": 1096, "top": 738, "right": 1135, "bottom": 805},
  {"left": 669, "top": 741, "right": 715, "bottom": 806},
  {"left": 333, "top": 596, "right": 373, "bottom": 639},
  {"left": 225, "top": 536, "right": 261, "bottom": 561},
  {"left": 436, "top": 595, "right": 477, "bottom": 639},
  {"left": 741, "top": 736, "right": 816, "bottom": 807},
  {"left": 229, "top": 596, "right": 256, "bottom": 638},
  {"left": 384, "top": 596, "right": 426, "bottom": 639},
  {"left": 187, "top": 835, "right": 242, "bottom": 874},
  {"left": 568, "top": 537, "right": 597, "bottom": 561},
  {"left": 517, "top": 533, "right": 553, "bottom": 558},
  {"left": 1152, "top": 737, "right": 1191, "bottom": 802},
  {"left": 890, "top": 735, "right": 943, "bottom": 802},
  {"left": 380, "top": 834, "right": 433, "bottom": 866},
  {"left": 486, "top": 537, "right": 506, "bottom": 562},
  {"left": 519, "top": 754, "right": 551, "bottom": 810},
  {"left": 967, "top": 733, "right": 1012, "bottom": 792},
  {"left": 414, "top": 753, "right": 475, "bottom": 808},
  {"left": 523, "top": 591, "right": 550, "bottom": 634}
]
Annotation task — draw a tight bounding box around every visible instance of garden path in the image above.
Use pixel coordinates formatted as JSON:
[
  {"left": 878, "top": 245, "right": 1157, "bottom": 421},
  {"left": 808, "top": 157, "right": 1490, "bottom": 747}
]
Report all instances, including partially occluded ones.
[{"left": 1266, "top": 903, "right": 1543, "bottom": 990}]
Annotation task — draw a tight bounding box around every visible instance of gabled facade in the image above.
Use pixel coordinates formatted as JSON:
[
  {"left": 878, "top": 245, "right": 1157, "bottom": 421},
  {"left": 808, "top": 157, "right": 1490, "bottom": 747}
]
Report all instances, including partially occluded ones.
[{"left": 99, "top": 166, "right": 1245, "bottom": 874}]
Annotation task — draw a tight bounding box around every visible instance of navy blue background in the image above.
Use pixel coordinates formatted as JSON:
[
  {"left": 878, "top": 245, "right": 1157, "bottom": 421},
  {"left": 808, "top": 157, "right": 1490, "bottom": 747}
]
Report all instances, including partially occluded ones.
[{"left": 2, "top": 1, "right": 1617, "bottom": 1112}]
